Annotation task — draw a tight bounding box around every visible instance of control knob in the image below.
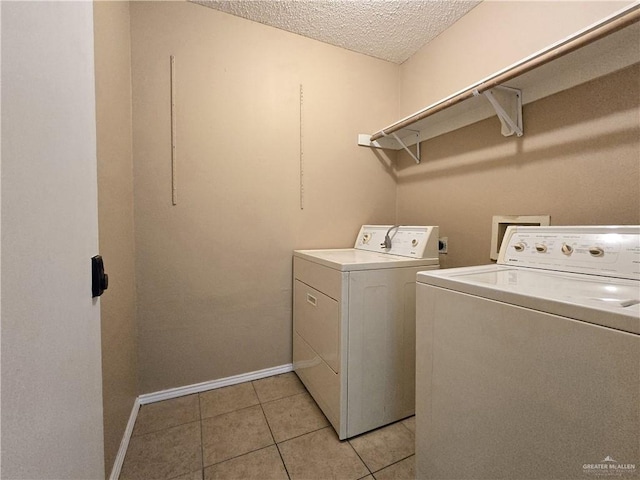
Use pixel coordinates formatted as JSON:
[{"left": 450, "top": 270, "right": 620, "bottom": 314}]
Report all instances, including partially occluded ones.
[
  {"left": 535, "top": 244, "right": 547, "bottom": 253},
  {"left": 589, "top": 246, "right": 604, "bottom": 257},
  {"left": 561, "top": 244, "right": 573, "bottom": 255},
  {"left": 513, "top": 242, "right": 526, "bottom": 252}
]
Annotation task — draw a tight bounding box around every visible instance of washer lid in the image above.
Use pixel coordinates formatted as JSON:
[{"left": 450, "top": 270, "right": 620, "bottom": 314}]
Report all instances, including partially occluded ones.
[
  {"left": 294, "top": 248, "right": 439, "bottom": 271},
  {"left": 417, "top": 265, "right": 640, "bottom": 334}
]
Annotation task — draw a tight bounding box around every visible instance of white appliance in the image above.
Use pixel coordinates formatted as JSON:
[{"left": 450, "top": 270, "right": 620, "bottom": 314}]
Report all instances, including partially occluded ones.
[
  {"left": 293, "top": 225, "right": 439, "bottom": 439},
  {"left": 416, "top": 225, "right": 640, "bottom": 480}
]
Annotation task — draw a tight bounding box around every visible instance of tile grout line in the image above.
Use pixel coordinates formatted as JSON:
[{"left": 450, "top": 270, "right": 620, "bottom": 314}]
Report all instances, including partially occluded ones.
[
  {"left": 252, "top": 381, "right": 277, "bottom": 445},
  {"left": 130, "top": 417, "right": 202, "bottom": 440},
  {"left": 399, "top": 417, "right": 415, "bottom": 433},
  {"left": 200, "top": 401, "right": 263, "bottom": 424},
  {"left": 371, "top": 453, "right": 415, "bottom": 475},
  {"left": 198, "top": 392, "right": 205, "bottom": 477},
  {"left": 275, "top": 424, "right": 331, "bottom": 446},
  {"left": 347, "top": 438, "right": 374, "bottom": 477},
  {"left": 199, "top": 403, "right": 270, "bottom": 471},
  {"left": 130, "top": 394, "right": 203, "bottom": 439},
  {"left": 251, "top": 380, "right": 292, "bottom": 479},
  {"left": 274, "top": 443, "right": 293, "bottom": 480},
  {"left": 259, "top": 389, "right": 309, "bottom": 406},
  {"left": 202, "top": 444, "right": 282, "bottom": 471},
  {"left": 347, "top": 417, "right": 417, "bottom": 476}
]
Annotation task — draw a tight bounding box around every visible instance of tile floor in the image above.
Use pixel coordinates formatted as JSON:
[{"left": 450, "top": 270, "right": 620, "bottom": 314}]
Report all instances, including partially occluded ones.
[{"left": 120, "top": 372, "right": 415, "bottom": 480}]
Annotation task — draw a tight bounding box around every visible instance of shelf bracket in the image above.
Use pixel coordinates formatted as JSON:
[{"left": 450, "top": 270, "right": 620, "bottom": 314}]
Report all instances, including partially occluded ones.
[
  {"left": 357, "top": 133, "right": 401, "bottom": 150},
  {"left": 383, "top": 130, "right": 421, "bottom": 164},
  {"left": 474, "top": 86, "right": 523, "bottom": 137}
]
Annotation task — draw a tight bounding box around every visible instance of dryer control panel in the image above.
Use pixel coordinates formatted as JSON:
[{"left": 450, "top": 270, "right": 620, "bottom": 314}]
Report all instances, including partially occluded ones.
[
  {"left": 498, "top": 225, "right": 640, "bottom": 280},
  {"left": 355, "top": 225, "right": 439, "bottom": 259}
]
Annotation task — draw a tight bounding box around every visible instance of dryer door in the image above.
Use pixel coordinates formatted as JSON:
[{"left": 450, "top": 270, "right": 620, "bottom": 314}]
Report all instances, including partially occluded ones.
[{"left": 294, "top": 280, "right": 340, "bottom": 373}]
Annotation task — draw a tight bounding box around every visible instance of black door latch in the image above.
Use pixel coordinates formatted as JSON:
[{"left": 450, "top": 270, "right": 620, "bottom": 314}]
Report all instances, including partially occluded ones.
[{"left": 92, "top": 255, "right": 109, "bottom": 298}]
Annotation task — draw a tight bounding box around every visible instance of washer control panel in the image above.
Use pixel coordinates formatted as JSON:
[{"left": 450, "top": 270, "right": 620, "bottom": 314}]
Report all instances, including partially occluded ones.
[
  {"left": 355, "top": 225, "right": 439, "bottom": 259},
  {"left": 498, "top": 225, "right": 640, "bottom": 280}
]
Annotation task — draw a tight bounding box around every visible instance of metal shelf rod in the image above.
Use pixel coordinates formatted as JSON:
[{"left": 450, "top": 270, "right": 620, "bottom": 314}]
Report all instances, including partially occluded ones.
[{"left": 369, "top": 3, "right": 640, "bottom": 142}]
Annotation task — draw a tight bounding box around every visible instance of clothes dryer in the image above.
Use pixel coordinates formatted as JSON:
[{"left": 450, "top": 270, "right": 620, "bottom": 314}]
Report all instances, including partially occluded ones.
[
  {"left": 416, "top": 225, "right": 639, "bottom": 479},
  {"left": 294, "top": 225, "right": 439, "bottom": 439}
]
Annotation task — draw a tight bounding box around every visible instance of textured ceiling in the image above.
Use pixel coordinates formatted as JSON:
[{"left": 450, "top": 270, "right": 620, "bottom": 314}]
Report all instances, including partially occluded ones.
[{"left": 192, "top": 0, "right": 481, "bottom": 64}]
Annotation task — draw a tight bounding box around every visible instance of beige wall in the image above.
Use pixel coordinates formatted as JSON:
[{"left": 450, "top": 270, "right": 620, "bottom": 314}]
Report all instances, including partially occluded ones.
[
  {"left": 94, "top": 1, "right": 139, "bottom": 474},
  {"left": 129, "top": 2, "right": 398, "bottom": 393},
  {"left": 396, "top": 1, "right": 639, "bottom": 268}
]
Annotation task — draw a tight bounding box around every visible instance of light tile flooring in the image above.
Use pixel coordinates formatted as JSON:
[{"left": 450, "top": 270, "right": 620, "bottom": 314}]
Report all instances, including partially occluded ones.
[{"left": 120, "top": 372, "right": 415, "bottom": 480}]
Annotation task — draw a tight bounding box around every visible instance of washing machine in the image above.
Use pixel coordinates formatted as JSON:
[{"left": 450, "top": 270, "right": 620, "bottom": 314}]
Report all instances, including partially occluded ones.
[
  {"left": 415, "top": 225, "right": 639, "bottom": 480},
  {"left": 293, "top": 225, "right": 439, "bottom": 440}
]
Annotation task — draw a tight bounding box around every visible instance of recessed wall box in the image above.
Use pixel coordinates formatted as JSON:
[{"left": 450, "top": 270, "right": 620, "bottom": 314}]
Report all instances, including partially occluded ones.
[{"left": 490, "top": 215, "right": 550, "bottom": 261}]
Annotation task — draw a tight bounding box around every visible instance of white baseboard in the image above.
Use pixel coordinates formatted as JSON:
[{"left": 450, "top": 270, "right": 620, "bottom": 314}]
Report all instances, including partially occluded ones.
[
  {"left": 138, "top": 363, "right": 294, "bottom": 405},
  {"left": 109, "top": 363, "right": 294, "bottom": 478},
  {"left": 108, "top": 397, "right": 140, "bottom": 480}
]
